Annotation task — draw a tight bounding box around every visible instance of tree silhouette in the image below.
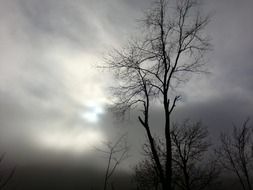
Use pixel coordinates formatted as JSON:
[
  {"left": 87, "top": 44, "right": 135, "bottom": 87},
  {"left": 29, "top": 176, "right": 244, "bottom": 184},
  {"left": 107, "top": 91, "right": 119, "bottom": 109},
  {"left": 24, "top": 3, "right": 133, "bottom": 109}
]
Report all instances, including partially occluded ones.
[
  {"left": 96, "top": 134, "right": 129, "bottom": 190},
  {"left": 216, "top": 119, "right": 253, "bottom": 190},
  {"left": 171, "top": 120, "right": 219, "bottom": 190},
  {"left": 134, "top": 154, "right": 161, "bottom": 190},
  {"left": 0, "top": 154, "right": 15, "bottom": 190},
  {"left": 134, "top": 121, "right": 219, "bottom": 190},
  {"left": 105, "top": 0, "right": 211, "bottom": 189}
]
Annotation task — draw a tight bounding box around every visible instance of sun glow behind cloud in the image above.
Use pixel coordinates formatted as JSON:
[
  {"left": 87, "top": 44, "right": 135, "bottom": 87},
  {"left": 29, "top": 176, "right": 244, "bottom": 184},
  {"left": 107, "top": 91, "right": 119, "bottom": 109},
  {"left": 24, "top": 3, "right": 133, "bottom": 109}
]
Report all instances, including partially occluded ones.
[
  {"left": 0, "top": 0, "right": 120, "bottom": 160},
  {"left": 81, "top": 101, "right": 104, "bottom": 123},
  {"left": 30, "top": 47, "right": 109, "bottom": 154}
]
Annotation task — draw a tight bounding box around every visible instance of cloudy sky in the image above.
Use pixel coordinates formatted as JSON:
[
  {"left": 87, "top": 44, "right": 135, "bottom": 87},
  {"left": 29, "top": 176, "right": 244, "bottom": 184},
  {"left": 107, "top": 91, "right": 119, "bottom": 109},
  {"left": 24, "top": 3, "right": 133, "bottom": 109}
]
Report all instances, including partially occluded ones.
[{"left": 0, "top": 0, "right": 253, "bottom": 188}]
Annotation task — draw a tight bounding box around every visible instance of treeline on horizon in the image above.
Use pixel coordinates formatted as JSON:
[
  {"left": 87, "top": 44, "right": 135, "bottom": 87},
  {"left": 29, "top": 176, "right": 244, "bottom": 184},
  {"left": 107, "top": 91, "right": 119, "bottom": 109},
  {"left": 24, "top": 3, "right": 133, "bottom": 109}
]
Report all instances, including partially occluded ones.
[
  {"left": 1, "top": 121, "right": 253, "bottom": 190},
  {"left": 133, "top": 118, "right": 253, "bottom": 190}
]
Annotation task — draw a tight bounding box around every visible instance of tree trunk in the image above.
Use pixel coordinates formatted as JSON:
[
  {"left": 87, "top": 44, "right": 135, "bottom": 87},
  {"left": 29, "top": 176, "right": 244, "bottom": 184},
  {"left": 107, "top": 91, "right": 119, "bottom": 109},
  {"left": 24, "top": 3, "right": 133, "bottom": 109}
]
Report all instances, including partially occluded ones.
[{"left": 165, "top": 98, "right": 172, "bottom": 190}]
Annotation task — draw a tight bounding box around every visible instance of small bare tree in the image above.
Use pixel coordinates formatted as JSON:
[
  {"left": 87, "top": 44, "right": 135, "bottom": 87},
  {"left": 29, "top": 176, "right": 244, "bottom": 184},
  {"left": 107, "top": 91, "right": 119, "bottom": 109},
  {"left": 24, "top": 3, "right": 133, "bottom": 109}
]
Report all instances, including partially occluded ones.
[
  {"left": 171, "top": 120, "right": 219, "bottom": 190},
  {"left": 96, "top": 134, "right": 129, "bottom": 190},
  {"left": 134, "top": 139, "right": 165, "bottom": 190},
  {"left": 105, "top": 0, "right": 211, "bottom": 189},
  {"left": 135, "top": 159, "right": 161, "bottom": 190},
  {"left": 216, "top": 119, "right": 253, "bottom": 190},
  {"left": 0, "top": 154, "right": 15, "bottom": 190},
  {"left": 134, "top": 121, "right": 219, "bottom": 190}
]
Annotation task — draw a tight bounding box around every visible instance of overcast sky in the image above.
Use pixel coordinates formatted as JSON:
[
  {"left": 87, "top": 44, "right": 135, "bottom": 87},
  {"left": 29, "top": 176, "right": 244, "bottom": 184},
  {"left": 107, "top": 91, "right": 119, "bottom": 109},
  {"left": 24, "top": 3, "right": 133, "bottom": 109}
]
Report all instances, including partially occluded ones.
[{"left": 0, "top": 0, "right": 253, "bottom": 183}]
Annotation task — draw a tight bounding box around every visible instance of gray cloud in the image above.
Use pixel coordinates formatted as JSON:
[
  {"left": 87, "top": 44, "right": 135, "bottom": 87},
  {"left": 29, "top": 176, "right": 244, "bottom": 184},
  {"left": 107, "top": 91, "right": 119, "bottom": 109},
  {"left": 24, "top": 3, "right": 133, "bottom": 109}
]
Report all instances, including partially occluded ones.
[{"left": 0, "top": 1, "right": 252, "bottom": 187}]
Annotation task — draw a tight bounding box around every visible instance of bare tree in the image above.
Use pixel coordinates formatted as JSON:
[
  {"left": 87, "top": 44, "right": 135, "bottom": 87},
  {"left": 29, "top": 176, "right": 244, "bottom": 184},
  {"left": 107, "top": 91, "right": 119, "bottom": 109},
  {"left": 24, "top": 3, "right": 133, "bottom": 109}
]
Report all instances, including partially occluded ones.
[
  {"left": 105, "top": 0, "right": 211, "bottom": 189},
  {"left": 134, "top": 138, "right": 166, "bottom": 190},
  {"left": 96, "top": 134, "right": 129, "bottom": 190},
  {"left": 134, "top": 121, "right": 219, "bottom": 190},
  {"left": 216, "top": 119, "right": 253, "bottom": 190},
  {"left": 171, "top": 120, "right": 219, "bottom": 190},
  {"left": 135, "top": 158, "right": 160, "bottom": 190},
  {"left": 0, "top": 154, "right": 15, "bottom": 190}
]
